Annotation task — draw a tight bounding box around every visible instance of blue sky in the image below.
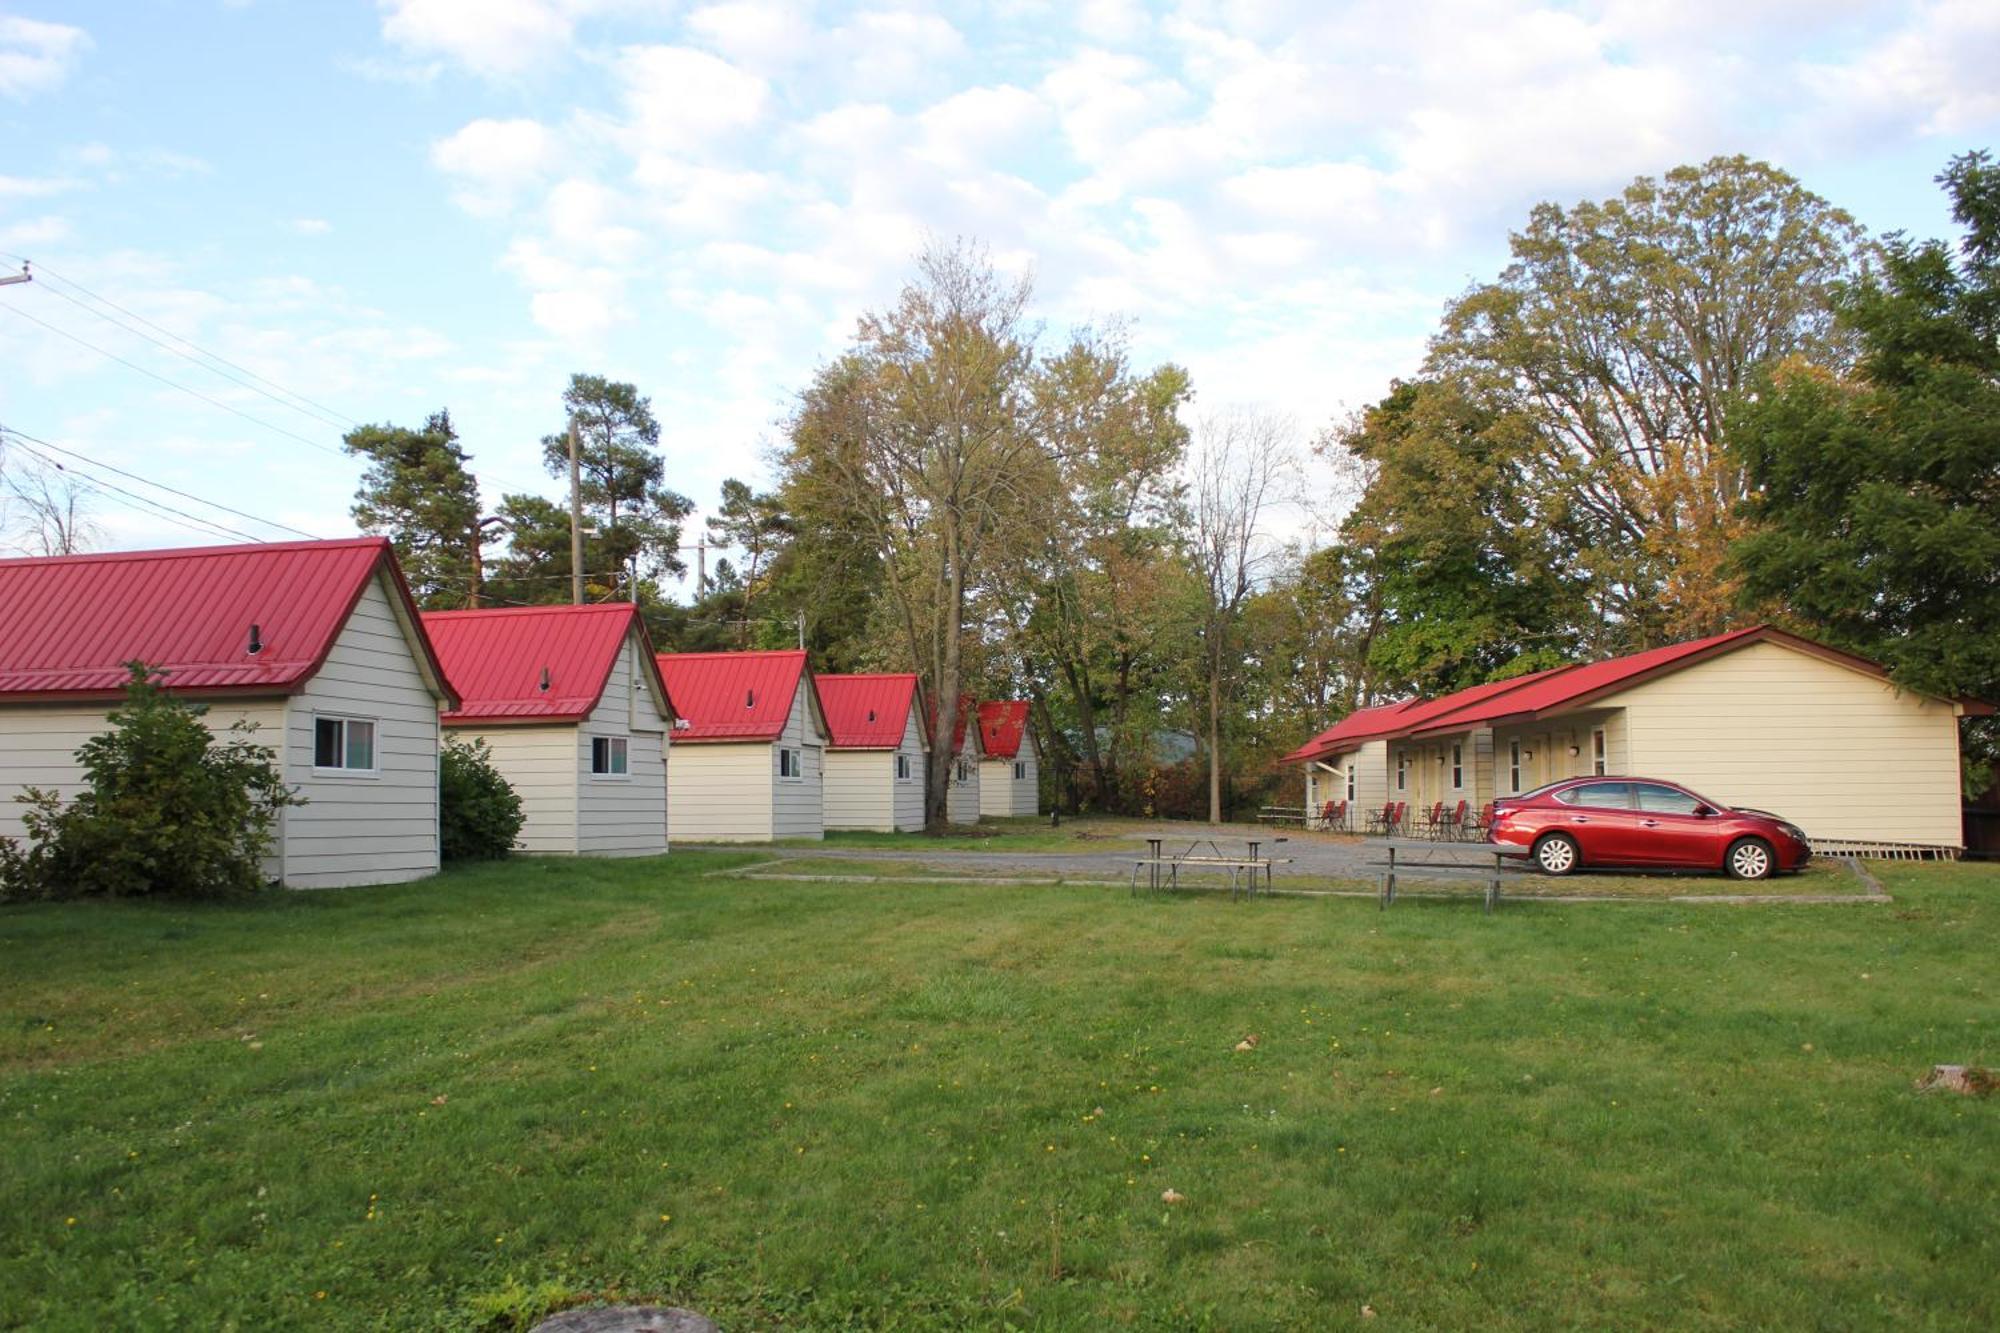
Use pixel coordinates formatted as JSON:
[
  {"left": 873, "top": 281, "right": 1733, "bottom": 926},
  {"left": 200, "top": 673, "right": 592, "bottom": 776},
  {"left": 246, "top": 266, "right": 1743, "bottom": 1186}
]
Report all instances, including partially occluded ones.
[{"left": 1, "top": 1, "right": 1995, "bottom": 577}]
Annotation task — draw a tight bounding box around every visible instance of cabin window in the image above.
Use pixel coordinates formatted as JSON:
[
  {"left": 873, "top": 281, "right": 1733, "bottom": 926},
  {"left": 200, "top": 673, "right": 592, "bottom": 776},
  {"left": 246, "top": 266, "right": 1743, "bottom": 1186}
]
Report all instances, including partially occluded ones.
[
  {"left": 1013, "top": 761, "right": 1025, "bottom": 781},
  {"left": 779, "top": 747, "right": 802, "bottom": 779},
  {"left": 591, "top": 736, "right": 628, "bottom": 777},
  {"left": 1451, "top": 744, "right": 1463, "bottom": 789},
  {"left": 1508, "top": 740, "right": 1522, "bottom": 793},
  {"left": 1345, "top": 765, "right": 1356, "bottom": 801},
  {"left": 1395, "top": 752, "right": 1407, "bottom": 792},
  {"left": 896, "top": 753, "right": 912, "bottom": 781},
  {"left": 1592, "top": 728, "right": 1607, "bottom": 776},
  {"left": 313, "top": 716, "right": 376, "bottom": 773},
  {"left": 955, "top": 759, "right": 971, "bottom": 783}
]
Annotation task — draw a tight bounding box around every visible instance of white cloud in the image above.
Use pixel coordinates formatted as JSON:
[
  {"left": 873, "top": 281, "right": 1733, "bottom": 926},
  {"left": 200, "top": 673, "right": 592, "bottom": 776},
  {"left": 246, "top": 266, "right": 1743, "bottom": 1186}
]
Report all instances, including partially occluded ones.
[
  {"left": 0, "top": 15, "right": 89, "bottom": 101},
  {"left": 915, "top": 85, "right": 1051, "bottom": 169},
  {"left": 615, "top": 44, "right": 770, "bottom": 157},
  {"left": 1799, "top": 0, "right": 2000, "bottom": 138},
  {"left": 431, "top": 117, "right": 561, "bottom": 213},
  {"left": 0, "top": 173, "right": 79, "bottom": 199},
  {"left": 378, "top": 0, "right": 579, "bottom": 77},
  {"left": 685, "top": 0, "right": 815, "bottom": 72},
  {"left": 0, "top": 214, "right": 68, "bottom": 249},
  {"left": 291, "top": 218, "right": 333, "bottom": 235}
]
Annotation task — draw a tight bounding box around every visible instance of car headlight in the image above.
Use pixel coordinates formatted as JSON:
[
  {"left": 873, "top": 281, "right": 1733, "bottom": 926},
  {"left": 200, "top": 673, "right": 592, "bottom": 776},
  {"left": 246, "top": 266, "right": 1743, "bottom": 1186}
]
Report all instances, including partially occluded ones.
[{"left": 1780, "top": 823, "right": 1807, "bottom": 843}]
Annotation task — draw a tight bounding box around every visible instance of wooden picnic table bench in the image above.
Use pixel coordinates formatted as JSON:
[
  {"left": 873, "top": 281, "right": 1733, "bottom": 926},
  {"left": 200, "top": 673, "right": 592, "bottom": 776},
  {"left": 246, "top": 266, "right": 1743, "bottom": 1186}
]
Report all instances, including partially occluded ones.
[
  {"left": 1258, "top": 806, "right": 1307, "bottom": 826},
  {"left": 1370, "top": 838, "right": 1511, "bottom": 913},
  {"left": 1129, "top": 836, "right": 1293, "bottom": 899}
]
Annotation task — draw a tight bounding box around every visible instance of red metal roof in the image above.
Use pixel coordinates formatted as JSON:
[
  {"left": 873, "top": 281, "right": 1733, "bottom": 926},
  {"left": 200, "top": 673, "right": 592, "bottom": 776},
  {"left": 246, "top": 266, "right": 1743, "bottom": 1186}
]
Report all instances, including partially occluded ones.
[
  {"left": 1280, "top": 668, "right": 1572, "bottom": 763},
  {"left": 654, "top": 649, "right": 821, "bottom": 743},
  {"left": 0, "top": 537, "right": 456, "bottom": 706},
  {"left": 1279, "top": 700, "right": 1418, "bottom": 764},
  {"left": 422, "top": 603, "right": 670, "bottom": 726},
  {"left": 977, "top": 701, "right": 1032, "bottom": 758},
  {"left": 1404, "top": 627, "right": 1770, "bottom": 736},
  {"left": 817, "top": 673, "right": 925, "bottom": 750}
]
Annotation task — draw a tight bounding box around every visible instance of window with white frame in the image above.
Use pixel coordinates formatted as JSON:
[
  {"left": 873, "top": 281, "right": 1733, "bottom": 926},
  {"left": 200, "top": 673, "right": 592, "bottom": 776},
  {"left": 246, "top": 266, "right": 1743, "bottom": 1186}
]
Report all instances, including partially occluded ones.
[
  {"left": 779, "top": 747, "right": 802, "bottom": 779},
  {"left": 1592, "top": 728, "right": 1607, "bottom": 776},
  {"left": 1509, "top": 740, "right": 1522, "bottom": 793},
  {"left": 1396, "top": 752, "right": 1407, "bottom": 791},
  {"left": 1345, "top": 765, "right": 1356, "bottom": 801},
  {"left": 1451, "top": 743, "right": 1463, "bottom": 789},
  {"left": 590, "top": 735, "right": 628, "bottom": 776},
  {"left": 1013, "top": 761, "right": 1025, "bottom": 781},
  {"left": 313, "top": 716, "right": 376, "bottom": 772},
  {"left": 896, "top": 753, "right": 912, "bottom": 781},
  {"left": 955, "top": 759, "right": 970, "bottom": 783}
]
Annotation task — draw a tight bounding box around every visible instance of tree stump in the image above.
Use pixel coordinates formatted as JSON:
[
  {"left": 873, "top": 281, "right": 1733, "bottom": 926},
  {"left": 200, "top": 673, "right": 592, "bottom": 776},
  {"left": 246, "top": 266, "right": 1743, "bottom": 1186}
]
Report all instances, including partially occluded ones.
[{"left": 1914, "top": 1065, "right": 1997, "bottom": 1096}]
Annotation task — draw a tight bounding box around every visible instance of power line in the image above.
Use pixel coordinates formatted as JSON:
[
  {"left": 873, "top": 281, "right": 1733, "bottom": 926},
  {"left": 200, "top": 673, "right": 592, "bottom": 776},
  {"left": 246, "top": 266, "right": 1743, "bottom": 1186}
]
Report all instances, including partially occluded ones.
[
  {"left": 0, "top": 300, "right": 348, "bottom": 457},
  {"left": 32, "top": 281, "right": 354, "bottom": 431},
  {"left": 0, "top": 250, "right": 360, "bottom": 430},
  {"left": 2, "top": 434, "right": 265, "bottom": 543},
  {"left": 0, "top": 425, "right": 321, "bottom": 540}
]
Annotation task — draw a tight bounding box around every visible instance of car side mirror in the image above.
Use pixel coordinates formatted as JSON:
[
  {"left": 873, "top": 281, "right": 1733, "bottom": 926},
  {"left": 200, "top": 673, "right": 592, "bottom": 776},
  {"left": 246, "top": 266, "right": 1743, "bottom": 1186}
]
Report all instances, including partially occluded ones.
[{"left": 1694, "top": 805, "right": 1715, "bottom": 817}]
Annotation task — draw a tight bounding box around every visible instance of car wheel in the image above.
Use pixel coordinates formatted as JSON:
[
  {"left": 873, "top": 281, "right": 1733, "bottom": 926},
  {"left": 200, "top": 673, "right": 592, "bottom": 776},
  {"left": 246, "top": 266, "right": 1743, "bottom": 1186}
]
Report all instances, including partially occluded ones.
[
  {"left": 1726, "top": 837, "right": 1774, "bottom": 881},
  {"left": 1532, "top": 833, "right": 1580, "bottom": 876}
]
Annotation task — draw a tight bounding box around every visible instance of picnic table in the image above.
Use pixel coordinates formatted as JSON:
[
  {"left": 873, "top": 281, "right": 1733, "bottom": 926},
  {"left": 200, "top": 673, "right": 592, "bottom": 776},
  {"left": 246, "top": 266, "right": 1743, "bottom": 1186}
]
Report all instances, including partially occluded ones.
[
  {"left": 1130, "top": 835, "right": 1292, "bottom": 900},
  {"left": 1258, "top": 805, "right": 1307, "bottom": 827},
  {"left": 1372, "top": 838, "right": 1510, "bottom": 913}
]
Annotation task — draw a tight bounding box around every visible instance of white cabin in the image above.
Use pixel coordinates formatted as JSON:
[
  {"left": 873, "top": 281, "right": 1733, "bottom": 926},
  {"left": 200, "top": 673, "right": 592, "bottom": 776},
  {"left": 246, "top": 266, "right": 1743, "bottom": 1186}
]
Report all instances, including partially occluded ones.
[{"left": 654, "top": 650, "right": 829, "bottom": 843}]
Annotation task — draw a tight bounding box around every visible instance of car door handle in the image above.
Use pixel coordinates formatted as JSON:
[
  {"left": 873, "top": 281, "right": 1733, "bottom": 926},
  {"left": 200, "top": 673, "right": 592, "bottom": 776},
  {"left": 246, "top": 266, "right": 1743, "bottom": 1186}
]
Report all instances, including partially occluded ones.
[
  {"left": 1641, "top": 819, "right": 1660, "bottom": 828},
  {"left": 1569, "top": 816, "right": 1590, "bottom": 823}
]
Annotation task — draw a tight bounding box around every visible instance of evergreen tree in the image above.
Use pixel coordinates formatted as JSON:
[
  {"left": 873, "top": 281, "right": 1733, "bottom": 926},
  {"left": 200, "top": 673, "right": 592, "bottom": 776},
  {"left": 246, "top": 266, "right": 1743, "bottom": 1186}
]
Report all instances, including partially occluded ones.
[
  {"left": 342, "top": 410, "right": 485, "bottom": 608},
  {"left": 539, "top": 374, "right": 694, "bottom": 602},
  {"left": 1732, "top": 151, "right": 2000, "bottom": 792}
]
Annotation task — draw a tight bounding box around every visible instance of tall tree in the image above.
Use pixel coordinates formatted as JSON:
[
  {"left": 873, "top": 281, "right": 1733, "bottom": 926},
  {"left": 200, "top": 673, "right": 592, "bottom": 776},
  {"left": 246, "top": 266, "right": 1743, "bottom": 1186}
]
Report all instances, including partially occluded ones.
[
  {"left": 1732, "top": 150, "right": 2000, "bottom": 793},
  {"left": 1186, "top": 408, "right": 1291, "bottom": 823},
  {"left": 1331, "top": 378, "right": 1589, "bottom": 696},
  {"left": 0, "top": 447, "right": 96, "bottom": 556},
  {"left": 993, "top": 328, "right": 1193, "bottom": 810},
  {"left": 705, "top": 478, "right": 792, "bottom": 645},
  {"left": 342, "top": 410, "right": 486, "bottom": 608},
  {"left": 540, "top": 374, "right": 694, "bottom": 602},
  {"left": 1429, "top": 156, "right": 1870, "bottom": 646},
  {"left": 782, "top": 242, "right": 1047, "bottom": 827}
]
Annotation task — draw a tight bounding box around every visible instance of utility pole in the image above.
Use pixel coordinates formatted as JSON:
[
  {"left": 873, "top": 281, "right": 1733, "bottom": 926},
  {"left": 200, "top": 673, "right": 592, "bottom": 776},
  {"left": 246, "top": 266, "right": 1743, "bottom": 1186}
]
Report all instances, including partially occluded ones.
[
  {"left": 567, "top": 415, "right": 583, "bottom": 606},
  {"left": 797, "top": 610, "right": 804, "bottom": 651},
  {"left": 467, "top": 513, "right": 508, "bottom": 609},
  {"left": 696, "top": 538, "right": 706, "bottom": 597},
  {"left": 0, "top": 262, "right": 29, "bottom": 289}
]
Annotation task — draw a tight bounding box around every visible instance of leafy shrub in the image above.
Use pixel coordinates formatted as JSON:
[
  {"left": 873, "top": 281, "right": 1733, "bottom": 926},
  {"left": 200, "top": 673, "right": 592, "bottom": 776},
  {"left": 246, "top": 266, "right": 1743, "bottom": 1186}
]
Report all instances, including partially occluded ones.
[
  {"left": 440, "top": 736, "right": 523, "bottom": 861},
  {"left": 0, "top": 663, "right": 301, "bottom": 902}
]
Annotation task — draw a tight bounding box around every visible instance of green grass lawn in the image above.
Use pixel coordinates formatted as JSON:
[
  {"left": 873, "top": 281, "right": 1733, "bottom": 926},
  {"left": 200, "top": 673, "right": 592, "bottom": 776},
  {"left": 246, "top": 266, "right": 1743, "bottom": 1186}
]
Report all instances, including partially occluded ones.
[{"left": 2, "top": 857, "right": 1995, "bottom": 1330}]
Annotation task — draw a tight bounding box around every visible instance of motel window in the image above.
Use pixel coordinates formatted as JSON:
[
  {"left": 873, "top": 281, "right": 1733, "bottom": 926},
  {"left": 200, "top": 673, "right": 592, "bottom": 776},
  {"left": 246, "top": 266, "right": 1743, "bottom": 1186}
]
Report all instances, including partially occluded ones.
[
  {"left": 591, "top": 736, "right": 629, "bottom": 777},
  {"left": 1345, "top": 765, "right": 1356, "bottom": 801},
  {"left": 1508, "top": 740, "right": 1522, "bottom": 794},
  {"left": 779, "top": 747, "right": 802, "bottom": 779},
  {"left": 1014, "top": 761, "right": 1025, "bottom": 781},
  {"left": 1592, "top": 728, "right": 1607, "bottom": 776},
  {"left": 1396, "top": 752, "right": 1407, "bottom": 792},
  {"left": 1451, "top": 743, "right": 1463, "bottom": 790},
  {"left": 313, "top": 716, "right": 376, "bottom": 773},
  {"left": 896, "top": 753, "right": 912, "bottom": 781}
]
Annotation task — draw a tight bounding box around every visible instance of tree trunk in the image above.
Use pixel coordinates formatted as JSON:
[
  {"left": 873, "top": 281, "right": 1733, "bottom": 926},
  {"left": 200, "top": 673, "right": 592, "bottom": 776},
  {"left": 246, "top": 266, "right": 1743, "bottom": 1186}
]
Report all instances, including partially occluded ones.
[
  {"left": 926, "top": 527, "right": 966, "bottom": 831},
  {"left": 1207, "top": 630, "right": 1223, "bottom": 824}
]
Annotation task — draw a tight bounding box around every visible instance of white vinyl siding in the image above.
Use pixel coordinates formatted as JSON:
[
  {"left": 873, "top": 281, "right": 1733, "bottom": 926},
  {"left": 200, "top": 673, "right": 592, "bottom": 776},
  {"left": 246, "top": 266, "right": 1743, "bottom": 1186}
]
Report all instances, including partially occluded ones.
[
  {"left": 672, "top": 675, "right": 825, "bottom": 843},
  {"left": 947, "top": 724, "right": 982, "bottom": 824},
  {"left": 826, "top": 708, "right": 928, "bottom": 833},
  {"left": 0, "top": 699, "right": 286, "bottom": 854},
  {"left": 978, "top": 729, "right": 1038, "bottom": 817},
  {"left": 771, "top": 675, "right": 824, "bottom": 841},
  {"left": 576, "top": 637, "right": 668, "bottom": 857},
  {"left": 455, "top": 724, "right": 578, "bottom": 854},
  {"left": 1605, "top": 639, "right": 1963, "bottom": 846},
  {"left": 280, "top": 573, "right": 441, "bottom": 888},
  {"left": 669, "top": 741, "right": 779, "bottom": 842}
]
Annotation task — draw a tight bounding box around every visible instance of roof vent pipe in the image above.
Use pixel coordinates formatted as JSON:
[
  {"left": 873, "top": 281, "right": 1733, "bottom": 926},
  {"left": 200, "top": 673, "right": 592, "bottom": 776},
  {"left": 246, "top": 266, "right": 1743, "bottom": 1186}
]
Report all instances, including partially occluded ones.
[
  {"left": 746, "top": 689, "right": 755, "bottom": 708},
  {"left": 867, "top": 709, "right": 876, "bottom": 722},
  {"left": 539, "top": 667, "right": 551, "bottom": 692},
  {"left": 246, "top": 624, "right": 263, "bottom": 656}
]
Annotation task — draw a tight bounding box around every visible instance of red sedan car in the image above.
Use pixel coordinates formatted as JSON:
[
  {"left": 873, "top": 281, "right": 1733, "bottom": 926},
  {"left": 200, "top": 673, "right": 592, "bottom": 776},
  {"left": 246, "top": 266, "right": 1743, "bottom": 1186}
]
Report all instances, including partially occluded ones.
[{"left": 1488, "top": 777, "right": 1812, "bottom": 879}]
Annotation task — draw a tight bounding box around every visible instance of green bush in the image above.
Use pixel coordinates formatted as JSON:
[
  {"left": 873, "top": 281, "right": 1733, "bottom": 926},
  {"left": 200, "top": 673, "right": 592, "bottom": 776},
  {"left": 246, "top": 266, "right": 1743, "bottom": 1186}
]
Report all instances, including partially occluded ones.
[
  {"left": 440, "top": 736, "right": 523, "bottom": 861},
  {"left": 0, "top": 663, "right": 301, "bottom": 903}
]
